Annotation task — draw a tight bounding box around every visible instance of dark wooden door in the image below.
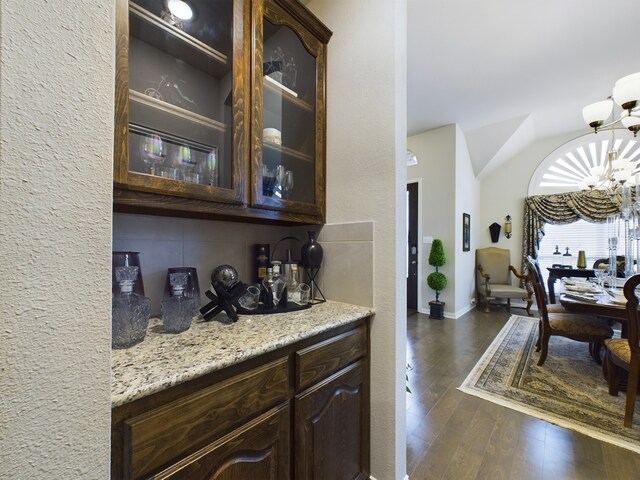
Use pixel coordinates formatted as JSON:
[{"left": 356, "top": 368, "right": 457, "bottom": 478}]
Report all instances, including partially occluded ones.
[
  {"left": 294, "top": 361, "right": 367, "bottom": 480},
  {"left": 157, "top": 404, "right": 290, "bottom": 480},
  {"left": 407, "top": 182, "right": 419, "bottom": 310}
]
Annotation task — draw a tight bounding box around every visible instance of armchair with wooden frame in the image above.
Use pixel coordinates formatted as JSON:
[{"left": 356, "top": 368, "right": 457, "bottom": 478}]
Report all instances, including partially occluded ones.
[
  {"left": 476, "top": 247, "right": 532, "bottom": 315},
  {"left": 526, "top": 256, "right": 613, "bottom": 366},
  {"left": 604, "top": 273, "right": 640, "bottom": 428}
]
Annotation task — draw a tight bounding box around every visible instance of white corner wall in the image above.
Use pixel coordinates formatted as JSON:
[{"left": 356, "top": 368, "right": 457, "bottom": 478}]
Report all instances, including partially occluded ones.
[
  {"left": 407, "top": 125, "right": 480, "bottom": 317},
  {"left": 1, "top": 0, "right": 114, "bottom": 477},
  {"left": 407, "top": 126, "right": 456, "bottom": 314},
  {"left": 479, "top": 131, "right": 579, "bottom": 268},
  {"left": 307, "top": 1, "right": 408, "bottom": 478},
  {"left": 454, "top": 125, "right": 481, "bottom": 315}
]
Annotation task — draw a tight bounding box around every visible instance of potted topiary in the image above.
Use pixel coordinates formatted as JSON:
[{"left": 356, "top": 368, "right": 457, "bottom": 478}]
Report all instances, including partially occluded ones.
[{"left": 427, "top": 239, "right": 447, "bottom": 319}]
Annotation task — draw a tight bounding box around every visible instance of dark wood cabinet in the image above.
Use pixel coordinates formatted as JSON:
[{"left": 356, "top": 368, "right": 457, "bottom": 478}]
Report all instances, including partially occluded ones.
[
  {"left": 251, "top": 0, "right": 331, "bottom": 220},
  {"left": 111, "top": 319, "right": 370, "bottom": 480},
  {"left": 113, "top": 0, "right": 331, "bottom": 225},
  {"left": 295, "top": 361, "right": 368, "bottom": 480},
  {"left": 154, "top": 404, "right": 290, "bottom": 480}
]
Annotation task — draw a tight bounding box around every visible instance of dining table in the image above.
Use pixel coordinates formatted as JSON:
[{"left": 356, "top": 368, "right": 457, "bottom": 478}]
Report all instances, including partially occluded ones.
[
  {"left": 547, "top": 267, "right": 596, "bottom": 304},
  {"left": 559, "top": 287, "right": 629, "bottom": 380}
]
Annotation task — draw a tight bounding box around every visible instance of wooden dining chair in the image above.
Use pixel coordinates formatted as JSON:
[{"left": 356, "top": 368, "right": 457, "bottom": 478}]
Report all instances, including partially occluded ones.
[
  {"left": 525, "top": 257, "right": 614, "bottom": 366},
  {"left": 528, "top": 256, "right": 567, "bottom": 314},
  {"left": 604, "top": 273, "right": 640, "bottom": 428}
]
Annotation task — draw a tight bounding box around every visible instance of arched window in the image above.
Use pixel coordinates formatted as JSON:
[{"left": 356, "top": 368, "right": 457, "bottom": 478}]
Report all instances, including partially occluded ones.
[
  {"left": 527, "top": 130, "right": 640, "bottom": 286},
  {"left": 528, "top": 130, "right": 639, "bottom": 196}
]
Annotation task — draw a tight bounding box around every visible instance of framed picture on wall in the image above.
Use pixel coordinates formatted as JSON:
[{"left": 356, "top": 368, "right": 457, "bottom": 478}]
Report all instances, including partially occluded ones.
[{"left": 463, "top": 213, "right": 470, "bottom": 252}]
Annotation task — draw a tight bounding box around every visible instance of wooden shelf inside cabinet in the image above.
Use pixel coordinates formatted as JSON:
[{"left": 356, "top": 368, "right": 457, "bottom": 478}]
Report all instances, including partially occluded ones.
[
  {"left": 263, "top": 140, "right": 313, "bottom": 162},
  {"left": 130, "top": 89, "right": 227, "bottom": 133},
  {"left": 129, "top": 2, "right": 229, "bottom": 79},
  {"left": 263, "top": 76, "right": 313, "bottom": 112}
]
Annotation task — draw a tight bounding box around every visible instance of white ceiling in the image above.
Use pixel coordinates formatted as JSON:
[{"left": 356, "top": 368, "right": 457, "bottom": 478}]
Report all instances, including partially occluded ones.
[{"left": 407, "top": 0, "right": 640, "bottom": 174}]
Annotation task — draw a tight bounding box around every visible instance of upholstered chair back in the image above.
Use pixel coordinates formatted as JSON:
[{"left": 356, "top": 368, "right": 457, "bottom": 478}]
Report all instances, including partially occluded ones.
[{"left": 476, "top": 247, "right": 511, "bottom": 287}]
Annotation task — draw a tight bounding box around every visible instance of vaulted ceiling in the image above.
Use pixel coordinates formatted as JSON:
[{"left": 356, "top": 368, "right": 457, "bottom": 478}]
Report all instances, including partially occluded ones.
[{"left": 407, "top": 0, "right": 640, "bottom": 177}]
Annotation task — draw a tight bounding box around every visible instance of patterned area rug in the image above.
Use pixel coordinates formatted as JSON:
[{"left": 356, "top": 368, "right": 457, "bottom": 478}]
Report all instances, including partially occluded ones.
[{"left": 459, "top": 315, "right": 640, "bottom": 453}]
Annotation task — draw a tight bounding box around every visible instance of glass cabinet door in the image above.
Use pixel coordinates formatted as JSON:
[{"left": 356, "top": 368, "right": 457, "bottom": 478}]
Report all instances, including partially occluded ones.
[
  {"left": 115, "top": 0, "right": 249, "bottom": 204},
  {"left": 252, "top": 0, "right": 327, "bottom": 218}
]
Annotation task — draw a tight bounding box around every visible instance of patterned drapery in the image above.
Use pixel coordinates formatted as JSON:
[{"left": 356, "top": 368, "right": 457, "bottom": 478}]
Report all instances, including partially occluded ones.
[{"left": 522, "top": 189, "right": 622, "bottom": 265}]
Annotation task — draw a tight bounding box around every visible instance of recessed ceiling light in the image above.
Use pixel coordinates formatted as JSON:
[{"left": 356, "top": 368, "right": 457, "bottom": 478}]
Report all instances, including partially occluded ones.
[{"left": 168, "top": 0, "right": 193, "bottom": 21}]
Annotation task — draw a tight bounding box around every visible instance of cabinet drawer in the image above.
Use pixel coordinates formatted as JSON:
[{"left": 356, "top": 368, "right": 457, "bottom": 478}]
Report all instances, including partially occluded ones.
[
  {"left": 123, "top": 357, "right": 289, "bottom": 479},
  {"left": 295, "top": 325, "right": 366, "bottom": 391},
  {"left": 154, "top": 403, "right": 290, "bottom": 480}
]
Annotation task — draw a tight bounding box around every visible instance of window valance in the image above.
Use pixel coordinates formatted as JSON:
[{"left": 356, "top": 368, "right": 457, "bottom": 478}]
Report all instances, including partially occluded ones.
[{"left": 523, "top": 189, "right": 622, "bottom": 261}]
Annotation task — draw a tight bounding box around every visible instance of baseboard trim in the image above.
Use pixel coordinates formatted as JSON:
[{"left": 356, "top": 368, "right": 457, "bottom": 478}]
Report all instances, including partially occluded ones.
[
  {"left": 418, "top": 304, "right": 475, "bottom": 319},
  {"left": 453, "top": 303, "right": 475, "bottom": 318},
  {"left": 368, "top": 475, "right": 408, "bottom": 480}
]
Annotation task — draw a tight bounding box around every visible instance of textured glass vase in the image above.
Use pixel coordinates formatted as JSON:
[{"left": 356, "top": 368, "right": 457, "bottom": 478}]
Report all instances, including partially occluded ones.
[
  {"left": 162, "top": 272, "right": 195, "bottom": 334},
  {"left": 112, "top": 266, "right": 151, "bottom": 349}
]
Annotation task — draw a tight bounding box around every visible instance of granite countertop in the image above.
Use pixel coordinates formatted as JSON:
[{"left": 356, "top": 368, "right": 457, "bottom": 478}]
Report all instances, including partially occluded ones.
[{"left": 111, "top": 300, "right": 373, "bottom": 408}]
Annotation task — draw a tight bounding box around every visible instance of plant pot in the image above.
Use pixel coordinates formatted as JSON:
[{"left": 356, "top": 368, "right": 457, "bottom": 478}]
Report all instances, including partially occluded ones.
[{"left": 429, "top": 301, "right": 445, "bottom": 319}]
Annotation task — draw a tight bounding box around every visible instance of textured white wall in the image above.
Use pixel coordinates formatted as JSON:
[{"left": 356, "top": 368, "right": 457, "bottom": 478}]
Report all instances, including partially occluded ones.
[
  {"left": 0, "top": 0, "right": 114, "bottom": 477},
  {"left": 307, "top": 1, "right": 408, "bottom": 478},
  {"left": 408, "top": 126, "right": 456, "bottom": 314},
  {"left": 454, "top": 125, "right": 481, "bottom": 314},
  {"left": 479, "top": 131, "right": 579, "bottom": 268}
]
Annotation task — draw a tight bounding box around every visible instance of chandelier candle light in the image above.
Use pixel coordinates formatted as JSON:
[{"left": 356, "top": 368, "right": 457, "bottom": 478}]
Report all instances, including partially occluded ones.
[{"left": 581, "top": 73, "right": 640, "bottom": 192}]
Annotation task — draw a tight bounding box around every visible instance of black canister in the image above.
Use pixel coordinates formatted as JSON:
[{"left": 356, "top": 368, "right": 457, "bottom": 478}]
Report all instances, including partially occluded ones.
[
  {"left": 301, "top": 231, "right": 323, "bottom": 268},
  {"left": 254, "top": 244, "right": 270, "bottom": 283}
]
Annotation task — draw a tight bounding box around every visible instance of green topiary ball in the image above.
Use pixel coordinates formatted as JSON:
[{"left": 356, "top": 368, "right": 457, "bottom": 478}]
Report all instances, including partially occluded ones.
[{"left": 427, "top": 271, "right": 447, "bottom": 292}]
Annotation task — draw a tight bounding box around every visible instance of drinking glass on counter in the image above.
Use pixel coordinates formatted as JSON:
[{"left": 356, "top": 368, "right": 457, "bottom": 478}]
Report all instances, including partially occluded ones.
[{"left": 238, "top": 285, "right": 261, "bottom": 310}]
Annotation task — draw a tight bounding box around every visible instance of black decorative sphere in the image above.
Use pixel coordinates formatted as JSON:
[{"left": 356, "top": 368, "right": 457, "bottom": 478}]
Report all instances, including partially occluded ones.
[{"left": 211, "top": 265, "right": 239, "bottom": 288}]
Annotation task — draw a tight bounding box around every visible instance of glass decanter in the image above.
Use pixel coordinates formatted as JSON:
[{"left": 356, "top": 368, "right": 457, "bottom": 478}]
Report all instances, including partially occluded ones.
[
  {"left": 262, "top": 262, "right": 286, "bottom": 308},
  {"left": 286, "top": 263, "right": 300, "bottom": 302},
  {"left": 162, "top": 272, "right": 195, "bottom": 334},
  {"left": 112, "top": 266, "right": 151, "bottom": 349}
]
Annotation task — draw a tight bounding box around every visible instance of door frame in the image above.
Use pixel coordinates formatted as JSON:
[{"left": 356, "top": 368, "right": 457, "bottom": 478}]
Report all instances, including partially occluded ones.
[{"left": 407, "top": 178, "right": 423, "bottom": 314}]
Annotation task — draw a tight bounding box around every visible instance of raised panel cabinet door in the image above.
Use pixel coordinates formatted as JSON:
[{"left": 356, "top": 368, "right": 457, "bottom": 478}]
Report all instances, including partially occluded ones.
[
  {"left": 294, "top": 361, "right": 368, "bottom": 480},
  {"left": 154, "top": 403, "right": 290, "bottom": 480}
]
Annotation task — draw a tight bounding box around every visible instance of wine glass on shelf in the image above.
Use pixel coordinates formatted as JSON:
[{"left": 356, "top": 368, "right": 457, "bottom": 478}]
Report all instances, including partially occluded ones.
[
  {"left": 283, "top": 169, "right": 294, "bottom": 199},
  {"left": 175, "top": 145, "right": 197, "bottom": 182},
  {"left": 276, "top": 164, "right": 286, "bottom": 198},
  {"left": 139, "top": 134, "right": 166, "bottom": 176}
]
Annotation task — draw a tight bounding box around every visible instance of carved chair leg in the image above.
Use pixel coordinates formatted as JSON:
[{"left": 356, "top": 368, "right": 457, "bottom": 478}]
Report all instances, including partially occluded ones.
[
  {"left": 624, "top": 360, "right": 639, "bottom": 428},
  {"left": 507, "top": 298, "right": 511, "bottom": 311},
  {"left": 606, "top": 350, "right": 620, "bottom": 396},
  {"left": 484, "top": 296, "right": 490, "bottom": 313},
  {"left": 525, "top": 299, "right": 532, "bottom": 316},
  {"left": 535, "top": 320, "right": 542, "bottom": 351},
  {"left": 537, "top": 333, "right": 550, "bottom": 366}
]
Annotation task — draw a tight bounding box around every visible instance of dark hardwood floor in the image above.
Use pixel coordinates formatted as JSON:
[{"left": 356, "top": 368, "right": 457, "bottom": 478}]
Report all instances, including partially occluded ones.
[{"left": 406, "top": 307, "right": 640, "bottom": 479}]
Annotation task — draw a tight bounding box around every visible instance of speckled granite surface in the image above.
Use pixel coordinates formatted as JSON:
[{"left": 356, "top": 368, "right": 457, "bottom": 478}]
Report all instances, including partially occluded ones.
[{"left": 111, "top": 300, "right": 373, "bottom": 407}]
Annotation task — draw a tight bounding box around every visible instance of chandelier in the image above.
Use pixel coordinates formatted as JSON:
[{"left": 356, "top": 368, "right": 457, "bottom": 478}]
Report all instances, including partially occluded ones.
[{"left": 581, "top": 72, "right": 640, "bottom": 192}]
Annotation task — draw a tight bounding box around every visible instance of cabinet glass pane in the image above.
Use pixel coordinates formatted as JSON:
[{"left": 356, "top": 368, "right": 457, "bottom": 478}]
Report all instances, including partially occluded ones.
[
  {"left": 128, "top": 0, "right": 234, "bottom": 189},
  {"left": 261, "top": 19, "right": 316, "bottom": 204}
]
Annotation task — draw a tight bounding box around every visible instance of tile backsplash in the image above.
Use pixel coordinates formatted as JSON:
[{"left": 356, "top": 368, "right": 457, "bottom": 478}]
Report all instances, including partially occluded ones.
[
  {"left": 311, "top": 221, "right": 374, "bottom": 308},
  {"left": 113, "top": 213, "right": 295, "bottom": 315},
  {"left": 113, "top": 214, "right": 374, "bottom": 315}
]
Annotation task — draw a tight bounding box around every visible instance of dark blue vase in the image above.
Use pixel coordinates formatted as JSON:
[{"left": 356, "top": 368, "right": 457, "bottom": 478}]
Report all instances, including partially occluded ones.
[{"left": 301, "top": 231, "right": 323, "bottom": 268}]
